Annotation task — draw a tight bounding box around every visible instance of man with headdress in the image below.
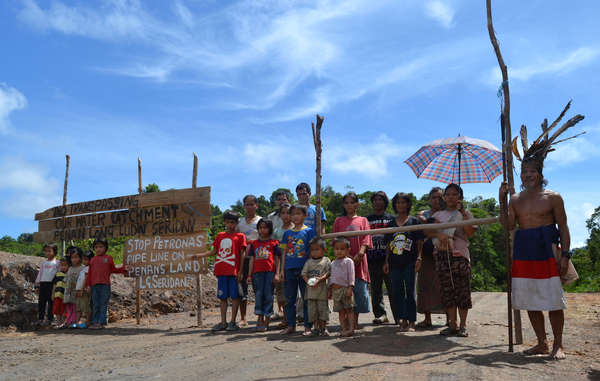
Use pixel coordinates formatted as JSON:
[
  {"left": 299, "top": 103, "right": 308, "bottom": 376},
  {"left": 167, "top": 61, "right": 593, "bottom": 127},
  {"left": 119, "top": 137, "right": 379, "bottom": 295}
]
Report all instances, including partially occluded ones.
[{"left": 499, "top": 106, "right": 583, "bottom": 359}]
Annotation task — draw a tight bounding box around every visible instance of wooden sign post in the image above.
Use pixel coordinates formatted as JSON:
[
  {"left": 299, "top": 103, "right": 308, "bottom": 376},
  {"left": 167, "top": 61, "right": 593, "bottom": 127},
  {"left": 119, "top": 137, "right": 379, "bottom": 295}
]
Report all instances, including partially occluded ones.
[
  {"left": 192, "top": 153, "right": 204, "bottom": 327},
  {"left": 136, "top": 157, "right": 143, "bottom": 325}
]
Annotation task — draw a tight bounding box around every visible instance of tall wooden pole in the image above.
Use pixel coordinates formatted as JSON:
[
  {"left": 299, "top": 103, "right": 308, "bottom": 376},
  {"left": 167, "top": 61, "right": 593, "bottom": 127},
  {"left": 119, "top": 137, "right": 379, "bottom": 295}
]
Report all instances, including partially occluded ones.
[
  {"left": 486, "top": 0, "right": 522, "bottom": 349},
  {"left": 61, "top": 155, "right": 70, "bottom": 257},
  {"left": 193, "top": 153, "right": 203, "bottom": 327},
  {"left": 136, "top": 157, "right": 142, "bottom": 325},
  {"left": 312, "top": 115, "right": 324, "bottom": 238}
]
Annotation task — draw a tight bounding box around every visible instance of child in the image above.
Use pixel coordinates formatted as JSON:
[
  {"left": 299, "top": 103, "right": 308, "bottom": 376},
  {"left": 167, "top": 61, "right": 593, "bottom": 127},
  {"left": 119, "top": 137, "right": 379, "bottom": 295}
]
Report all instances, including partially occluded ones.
[
  {"left": 237, "top": 194, "right": 261, "bottom": 327},
  {"left": 63, "top": 247, "right": 84, "bottom": 328},
  {"left": 332, "top": 192, "right": 372, "bottom": 330},
  {"left": 273, "top": 202, "right": 294, "bottom": 327},
  {"left": 280, "top": 204, "right": 315, "bottom": 335},
  {"left": 51, "top": 258, "right": 69, "bottom": 328},
  {"left": 329, "top": 238, "right": 355, "bottom": 337},
  {"left": 383, "top": 192, "right": 424, "bottom": 332},
  {"left": 35, "top": 243, "right": 59, "bottom": 326},
  {"left": 301, "top": 238, "right": 331, "bottom": 336},
  {"left": 246, "top": 218, "right": 281, "bottom": 332},
  {"left": 75, "top": 251, "right": 93, "bottom": 328},
  {"left": 193, "top": 211, "right": 247, "bottom": 332},
  {"left": 88, "top": 238, "right": 127, "bottom": 330}
]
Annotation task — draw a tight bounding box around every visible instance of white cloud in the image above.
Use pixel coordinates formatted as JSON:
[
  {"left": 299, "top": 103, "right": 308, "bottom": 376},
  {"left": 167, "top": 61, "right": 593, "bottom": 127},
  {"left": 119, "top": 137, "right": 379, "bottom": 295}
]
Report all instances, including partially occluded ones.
[
  {"left": 0, "top": 84, "right": 27, "bottom": 134},
  {"left": 565, "top": 199, "right": 597, "bottom": 248},
  {"left": 425, "top": 1, "right": 454, "bottom": 28},
  {"left": 17, "top": 1, "right": 485, "bottom": 122},
  {"left": 326, "top": 135, "right": 411, "bottom": 178},
  {"left": 485, "top": 46, "right": 600, "bottom": 86},
  {"left": 546, "top": 135, "right": 600, "bottom": 168},
  {"left": 0, "top": 158, "right": 60, "bottom": 218}
]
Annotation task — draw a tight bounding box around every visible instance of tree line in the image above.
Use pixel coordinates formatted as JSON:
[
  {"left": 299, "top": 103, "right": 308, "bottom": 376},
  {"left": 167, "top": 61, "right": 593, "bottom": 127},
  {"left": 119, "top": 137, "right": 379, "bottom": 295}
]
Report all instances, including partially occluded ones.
[{"left": 1, "top": 183, "right": 598, "bottom": 292}]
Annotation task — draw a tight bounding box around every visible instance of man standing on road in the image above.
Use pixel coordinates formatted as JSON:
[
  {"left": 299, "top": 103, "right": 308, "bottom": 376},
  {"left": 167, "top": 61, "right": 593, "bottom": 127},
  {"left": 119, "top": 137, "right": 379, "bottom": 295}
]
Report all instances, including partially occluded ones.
[{"left": 500, "top": 154, "right": 572, "bottom": 359}]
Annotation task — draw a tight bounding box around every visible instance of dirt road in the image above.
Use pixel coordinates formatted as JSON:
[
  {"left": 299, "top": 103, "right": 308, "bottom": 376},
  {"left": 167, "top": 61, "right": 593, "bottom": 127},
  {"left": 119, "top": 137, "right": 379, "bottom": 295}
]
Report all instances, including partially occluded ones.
[{"left": 1, "top": 292, "right": 598, "bottom": 381}]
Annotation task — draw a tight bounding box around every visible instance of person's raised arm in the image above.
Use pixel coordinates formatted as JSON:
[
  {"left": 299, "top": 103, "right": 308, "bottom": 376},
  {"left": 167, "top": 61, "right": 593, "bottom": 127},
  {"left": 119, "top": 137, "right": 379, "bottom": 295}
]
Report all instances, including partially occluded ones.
[
  {"left": 459, "top": 205, "right": 476, "bottom": 238},
  {"left": 552, "top": 193, "right": 571, "bottom": 276}
]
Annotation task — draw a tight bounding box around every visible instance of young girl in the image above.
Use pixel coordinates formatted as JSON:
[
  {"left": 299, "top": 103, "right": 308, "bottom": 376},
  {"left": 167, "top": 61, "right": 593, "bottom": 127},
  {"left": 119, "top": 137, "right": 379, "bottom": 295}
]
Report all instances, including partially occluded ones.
[
  {"left": 329, "top": 238, "right": 355, "bottom": 337},
  {"left": 75, "top": 251, "right": 93, "bottom": 328},
  {"left": 63, "top": 248, "right": 84, "bottom": 328},
  {"left": 247, "top": 219, "right": 281, "bottom": 331},
  {"left": 88, "top": 238, "right": 128, "bottom": 329},
  {"left": 383, "top": 192, "right": 424, "bottom": 332},
  {"left": 51, "top": 258, "right": 69, "bottom": 328},
  {"left": 273, "top": 203, "right": 293, "bottom": 327},
  {"left": 332, "top": 192, "right": 372, "bottom": 330},
  {"left": 35, "top": 243, "right": 59, "bottom": 327}
]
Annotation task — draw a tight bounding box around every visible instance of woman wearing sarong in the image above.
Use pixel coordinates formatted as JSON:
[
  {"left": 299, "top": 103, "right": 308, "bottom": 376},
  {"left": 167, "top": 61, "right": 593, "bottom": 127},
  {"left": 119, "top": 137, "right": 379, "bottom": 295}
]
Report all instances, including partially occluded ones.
[
  {"left": 416, "top": 187, "right": 446, "bottom": 329},
  {"left": 430, "top": 184, "right": 476, "bottom": 337}
]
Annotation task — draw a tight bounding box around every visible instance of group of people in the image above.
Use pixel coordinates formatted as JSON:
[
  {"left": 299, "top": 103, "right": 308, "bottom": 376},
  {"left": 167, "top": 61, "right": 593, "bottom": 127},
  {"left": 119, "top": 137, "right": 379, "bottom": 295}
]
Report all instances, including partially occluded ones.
[
  {"left": 33, "top": 155, "right": 573, "bottom": 358},
  {"left": 194, "top": 182, "right": 478, "bottom": 338},
  {"left": 35, "top": 239, "right": 127, "bottom": 330}
]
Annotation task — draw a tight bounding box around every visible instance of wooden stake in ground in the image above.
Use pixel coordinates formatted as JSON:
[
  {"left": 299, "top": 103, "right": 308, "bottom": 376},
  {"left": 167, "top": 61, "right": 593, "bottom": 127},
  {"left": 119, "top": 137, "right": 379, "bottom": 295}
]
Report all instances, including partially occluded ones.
[
  {"left": 312, "top": 114, "right": 324, "bottom": 238},
  {"left": 193, "top": 153, "right": 203, "bottom": 327},
  {"left": 61, "top": 155, "right": 70, "bottom": 258},
  {"left": 486, "top": 0, "right": 521, "bottom": 350},
  {"left": 136, "top": 157, "right": 142, "bottom": 325}
]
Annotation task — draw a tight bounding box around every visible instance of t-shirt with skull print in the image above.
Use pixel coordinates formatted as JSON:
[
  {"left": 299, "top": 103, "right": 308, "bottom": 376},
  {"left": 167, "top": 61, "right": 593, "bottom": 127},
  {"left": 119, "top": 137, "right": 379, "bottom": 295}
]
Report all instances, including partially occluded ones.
[
  {"left": 384, "top": 216, "right": 424, "bottom": 269},
  {"left": 213, "top": 232, "right": 247, "bottom": 276}
]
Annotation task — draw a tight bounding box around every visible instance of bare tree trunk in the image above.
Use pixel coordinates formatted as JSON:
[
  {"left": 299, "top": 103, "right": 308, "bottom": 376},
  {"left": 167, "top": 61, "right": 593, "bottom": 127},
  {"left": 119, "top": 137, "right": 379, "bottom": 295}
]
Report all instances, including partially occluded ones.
[
  {"left": 486, "top": 0, "right": 521, "bottom": 350},
  {"left": 312, "top": 115, "right": 325, "bottom": 238}
]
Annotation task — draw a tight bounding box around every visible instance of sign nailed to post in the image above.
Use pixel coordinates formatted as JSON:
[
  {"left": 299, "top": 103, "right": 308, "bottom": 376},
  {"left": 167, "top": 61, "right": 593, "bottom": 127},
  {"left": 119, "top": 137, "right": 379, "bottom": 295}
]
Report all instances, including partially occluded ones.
[
  {"left": 124, "top": 232, "right": 209, "bottom": 290},
  {"left": 33, "top": 187, "right": 210, "bottom": 242}
]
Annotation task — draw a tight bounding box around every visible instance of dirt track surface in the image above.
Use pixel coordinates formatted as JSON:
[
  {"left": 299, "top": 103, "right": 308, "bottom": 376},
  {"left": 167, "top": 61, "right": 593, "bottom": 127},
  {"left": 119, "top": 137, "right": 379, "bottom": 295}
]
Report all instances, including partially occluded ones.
[{"left": 1, "top": 292, "right": 598, "bottom": 381}]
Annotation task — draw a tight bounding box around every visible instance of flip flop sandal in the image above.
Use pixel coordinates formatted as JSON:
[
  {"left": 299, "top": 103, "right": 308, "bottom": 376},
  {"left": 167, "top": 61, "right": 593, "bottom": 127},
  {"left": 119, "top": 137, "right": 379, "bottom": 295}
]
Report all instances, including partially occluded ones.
[
  {"left": 457, "top": 327, "right": 468, "bottom": 337},
  {"left": 439, "top": 327, "right": 459, "bottom": 336},
  {"left": 415, "top": 321, "right": 433, "bottom": 329},
  {"left": 211, "top": 323, "right": 227, "bottom": 332}
]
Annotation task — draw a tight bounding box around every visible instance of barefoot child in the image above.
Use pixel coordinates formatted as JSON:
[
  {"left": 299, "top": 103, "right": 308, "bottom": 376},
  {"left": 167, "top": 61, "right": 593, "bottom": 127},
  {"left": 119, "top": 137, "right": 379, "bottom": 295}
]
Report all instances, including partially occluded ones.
[
  {"left": 247, "top": 218, "right": 281, "bottom": 331},
  {"left": 35, "top": 243, "right": 59, "bottom": 327},
  {"left": 280, "top": 204, "right": 315, "bottom": 335},
  {"left": 51, "top": 258, "right": 69, "bottom": 328},
  {"left": 302, "top": 238, "right": 331, "bottom": 336},
  {"left": 88, "top": 238, "right": 127, "bottom": 329},
  {"left": 192, "top": 211, "right": 247, "bottom": 332},
  {"left": 332, "top": 192, "right": 372, "bottom": 331},
  {"left": 75, "top": 251, "right": 93, "bottom": 328},
  {"left": 329, "top": 238, "right": 355, "bottom": 337},
  {"left": 63, "top": 248, "right": 84, "bottom": 328},
  {"left": 273, "top": 203, "right": 294, "bottom": 327}
]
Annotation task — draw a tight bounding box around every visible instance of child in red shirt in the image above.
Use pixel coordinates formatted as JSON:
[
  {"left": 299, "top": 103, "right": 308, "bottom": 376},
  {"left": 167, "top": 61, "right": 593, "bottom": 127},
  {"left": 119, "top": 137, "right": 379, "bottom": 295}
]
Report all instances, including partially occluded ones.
[
  {"left": 247, "top": 219, "right": 281, "bottom": 332},
  {"left": 87, "top": 238, "right": 127, "bottom": 329},
  {"left": 193, "top": 211, "right": 247, "bottom": 332}
]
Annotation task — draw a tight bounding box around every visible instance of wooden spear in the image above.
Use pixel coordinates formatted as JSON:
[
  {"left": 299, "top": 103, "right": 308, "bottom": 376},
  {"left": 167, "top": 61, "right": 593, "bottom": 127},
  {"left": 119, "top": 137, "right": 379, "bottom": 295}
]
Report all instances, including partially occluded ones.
[{"left": 486, "top": 0, "right": 521, "bottom": 351}]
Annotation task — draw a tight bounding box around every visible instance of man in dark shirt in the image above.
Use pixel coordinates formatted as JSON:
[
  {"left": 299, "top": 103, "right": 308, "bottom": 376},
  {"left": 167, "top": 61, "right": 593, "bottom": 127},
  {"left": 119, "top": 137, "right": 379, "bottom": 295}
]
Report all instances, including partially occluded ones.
[{"left": 366, "top": 191, "right": 397, "bottom": 324}]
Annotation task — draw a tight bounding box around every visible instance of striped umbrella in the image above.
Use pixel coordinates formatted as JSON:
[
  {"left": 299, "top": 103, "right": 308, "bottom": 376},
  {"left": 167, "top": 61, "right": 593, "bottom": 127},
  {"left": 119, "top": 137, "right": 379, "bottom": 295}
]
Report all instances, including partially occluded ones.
[{"left": 404, "top": 136, "right": 503, "bottom": 184}]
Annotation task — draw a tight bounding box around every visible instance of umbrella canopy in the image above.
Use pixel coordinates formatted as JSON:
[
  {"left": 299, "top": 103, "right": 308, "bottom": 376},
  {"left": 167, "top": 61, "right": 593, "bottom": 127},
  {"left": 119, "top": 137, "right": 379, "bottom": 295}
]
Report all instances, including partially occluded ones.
[{"left": 404, "top": 136, "right": 503, "bottom": 184}]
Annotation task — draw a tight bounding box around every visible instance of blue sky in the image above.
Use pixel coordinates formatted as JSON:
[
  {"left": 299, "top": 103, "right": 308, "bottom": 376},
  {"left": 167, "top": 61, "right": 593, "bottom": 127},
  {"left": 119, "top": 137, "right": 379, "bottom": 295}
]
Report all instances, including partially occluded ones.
[{"left": 0, "top": 0, "right": 598, "bottom": 247}]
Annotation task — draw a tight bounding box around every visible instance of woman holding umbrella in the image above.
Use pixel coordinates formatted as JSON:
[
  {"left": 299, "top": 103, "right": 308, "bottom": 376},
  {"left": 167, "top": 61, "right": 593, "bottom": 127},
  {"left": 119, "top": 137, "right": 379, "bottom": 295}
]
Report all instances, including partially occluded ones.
[{"left": 429, "top": 183, "right": 476, "bottom": 337}]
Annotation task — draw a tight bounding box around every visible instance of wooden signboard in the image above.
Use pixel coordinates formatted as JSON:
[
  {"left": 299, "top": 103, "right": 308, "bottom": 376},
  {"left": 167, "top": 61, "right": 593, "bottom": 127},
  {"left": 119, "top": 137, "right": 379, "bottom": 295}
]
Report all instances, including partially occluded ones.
[
  {"left": 33, "top": 187, "right": 210, "bottom": 242},
  {"left": 124, "top": 232, "right": 209, "bottom": 290}
]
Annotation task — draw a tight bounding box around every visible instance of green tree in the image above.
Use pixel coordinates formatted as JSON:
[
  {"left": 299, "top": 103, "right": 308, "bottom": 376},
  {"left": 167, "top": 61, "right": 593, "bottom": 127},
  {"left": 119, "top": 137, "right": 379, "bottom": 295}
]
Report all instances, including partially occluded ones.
[{"left": 144, "top": 183, "right": 160, "bottom": 193}]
